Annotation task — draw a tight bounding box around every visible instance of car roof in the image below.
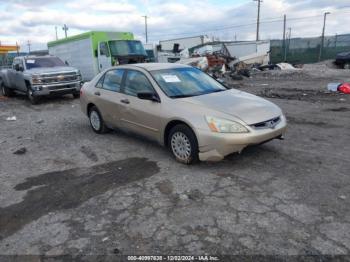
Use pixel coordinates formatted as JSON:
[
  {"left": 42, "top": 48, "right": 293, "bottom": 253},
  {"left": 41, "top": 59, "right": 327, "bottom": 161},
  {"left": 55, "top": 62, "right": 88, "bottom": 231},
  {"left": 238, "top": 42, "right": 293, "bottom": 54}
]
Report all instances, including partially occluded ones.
[{"left": 126, "top": 63, "right": 191, "bottom": 71}]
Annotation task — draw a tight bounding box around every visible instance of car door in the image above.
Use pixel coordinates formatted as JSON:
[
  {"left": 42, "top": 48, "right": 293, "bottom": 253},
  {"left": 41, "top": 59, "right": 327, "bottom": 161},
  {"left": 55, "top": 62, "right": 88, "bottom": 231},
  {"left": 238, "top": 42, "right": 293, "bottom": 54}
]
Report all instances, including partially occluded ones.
[
  {"left": 97, "top": 42, "right": 112, "bottom": 72},
  {"left": 15, "top": 59, "right": 26, "bottom": 92},
  {"left": 8, "top": 59, "right": 19, "bottom": 89},
  {"left": 119, "top": 69, "right": 162, "bottom": 141},
  {"left": 92, "top": 69, "right": 125, "bottom": 127}
]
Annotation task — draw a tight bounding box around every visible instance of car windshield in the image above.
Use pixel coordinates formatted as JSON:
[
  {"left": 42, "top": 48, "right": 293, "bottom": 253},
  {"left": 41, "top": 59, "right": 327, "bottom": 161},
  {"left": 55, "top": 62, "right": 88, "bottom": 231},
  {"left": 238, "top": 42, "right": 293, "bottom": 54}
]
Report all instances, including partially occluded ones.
[
  {"left": 109, "top": 40, "right": 147, "bottom": 57},
  {"left": 25, "top": 57, "right": 65, "bottom": 69},
  {"left": 150, "top": 67, "right": 227, "bottom": 98}
]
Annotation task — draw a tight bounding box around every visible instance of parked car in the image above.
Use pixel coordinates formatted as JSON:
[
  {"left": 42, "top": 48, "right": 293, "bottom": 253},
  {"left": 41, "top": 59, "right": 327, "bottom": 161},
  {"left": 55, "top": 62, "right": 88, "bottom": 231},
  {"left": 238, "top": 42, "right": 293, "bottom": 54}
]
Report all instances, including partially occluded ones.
[
  {"left": 335, "top": 51, "right": 350, "bottom": 69},
  {"left": 80, "top": 63, "right": 287, "bottom": 164},
  {"left": 0, "top": 55, "right": 82, "bottom": 104}
]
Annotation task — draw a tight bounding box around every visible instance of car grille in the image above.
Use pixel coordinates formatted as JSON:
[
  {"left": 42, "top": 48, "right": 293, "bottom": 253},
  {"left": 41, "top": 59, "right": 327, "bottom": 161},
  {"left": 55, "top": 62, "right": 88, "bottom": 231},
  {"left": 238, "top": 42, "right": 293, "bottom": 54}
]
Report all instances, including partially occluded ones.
[
  {"left": 251, "top": 116, "right": 281, "bottom": 129},
  {"left": 40, "top": 72, "right": 79, "bottom": 84}
]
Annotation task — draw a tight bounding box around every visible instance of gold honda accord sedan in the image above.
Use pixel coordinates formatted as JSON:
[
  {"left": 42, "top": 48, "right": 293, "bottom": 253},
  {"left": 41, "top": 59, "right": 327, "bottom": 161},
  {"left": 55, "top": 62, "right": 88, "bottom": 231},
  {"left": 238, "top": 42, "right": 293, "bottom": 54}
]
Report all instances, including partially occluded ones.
[{"left": 80, "top": 63, "right": 287, "bottom": 164}]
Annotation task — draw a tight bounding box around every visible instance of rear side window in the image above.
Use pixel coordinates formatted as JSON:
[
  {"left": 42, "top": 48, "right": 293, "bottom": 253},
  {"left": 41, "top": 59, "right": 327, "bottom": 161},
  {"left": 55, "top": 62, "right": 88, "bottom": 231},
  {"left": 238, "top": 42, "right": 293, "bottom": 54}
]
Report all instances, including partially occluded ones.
[
  {"left": 124, "top": 70, "right": 154, "bottom": 97},
  {"left": 101, "top": 69, "right": 124, "bottom": 92}
]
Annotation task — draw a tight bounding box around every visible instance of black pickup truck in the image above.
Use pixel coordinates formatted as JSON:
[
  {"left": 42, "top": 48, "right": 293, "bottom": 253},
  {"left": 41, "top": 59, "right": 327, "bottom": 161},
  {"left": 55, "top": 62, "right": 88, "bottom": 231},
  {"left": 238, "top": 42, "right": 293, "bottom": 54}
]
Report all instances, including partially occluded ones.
[{"left": 335, "top": 51, "right": 350, "bottom": 69}]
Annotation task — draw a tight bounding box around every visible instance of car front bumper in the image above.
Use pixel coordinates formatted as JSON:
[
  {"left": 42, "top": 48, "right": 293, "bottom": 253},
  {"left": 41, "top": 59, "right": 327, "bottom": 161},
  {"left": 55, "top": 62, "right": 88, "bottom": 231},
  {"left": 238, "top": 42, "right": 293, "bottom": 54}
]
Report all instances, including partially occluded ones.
[
  {"left": 32, "top": 81, "right": 81, "bottom": 96},
  {"left": 197, "top": 116, "right": 287, "bottom": 161}
]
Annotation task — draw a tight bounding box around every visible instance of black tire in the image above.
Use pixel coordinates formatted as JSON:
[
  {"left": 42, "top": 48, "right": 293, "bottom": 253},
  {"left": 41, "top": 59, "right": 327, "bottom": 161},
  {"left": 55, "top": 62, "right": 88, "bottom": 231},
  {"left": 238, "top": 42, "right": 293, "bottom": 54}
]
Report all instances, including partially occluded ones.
[
  {"left": 168, "top": 124, "right": 199, "bottom": 164},
  {"left": 1, "top": 81, "right": 14, "bottom": 97},
  {"left": 26, "top": 85, "right": 40, "bottom": 105},
  {"left": 88, "top": 106, "right": 109, "bottom": 134},
  {"left": 72, "top": 93, "right": 80, "bottom": 99}
]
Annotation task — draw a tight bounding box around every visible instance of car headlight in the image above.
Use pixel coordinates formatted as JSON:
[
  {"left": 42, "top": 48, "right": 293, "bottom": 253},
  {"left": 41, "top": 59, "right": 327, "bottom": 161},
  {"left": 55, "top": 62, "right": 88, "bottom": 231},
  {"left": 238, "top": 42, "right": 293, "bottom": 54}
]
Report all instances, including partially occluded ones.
[
  {"left": 205, "top": 116, "right": 249, "bottom": 133},
  {"left": 76, "top": 71, "right": 82, "bottom": 81},
  {"left": 32, "top": 75, "right": 42, "bottom": 84}
]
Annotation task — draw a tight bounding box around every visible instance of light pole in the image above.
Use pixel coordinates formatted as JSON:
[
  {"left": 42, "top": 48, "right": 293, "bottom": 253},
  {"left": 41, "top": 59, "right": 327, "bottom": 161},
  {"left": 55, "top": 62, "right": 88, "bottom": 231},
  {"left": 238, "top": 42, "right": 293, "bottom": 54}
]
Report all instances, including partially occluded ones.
[
  {"left": 319, "top": 12, "right": 330, "bottom": 61},
  {"left": 62, "top": 24, "right": 69, "bottom": 38},
  {"left": 142, "top": 15, "right": 148, "bottom": 43}
]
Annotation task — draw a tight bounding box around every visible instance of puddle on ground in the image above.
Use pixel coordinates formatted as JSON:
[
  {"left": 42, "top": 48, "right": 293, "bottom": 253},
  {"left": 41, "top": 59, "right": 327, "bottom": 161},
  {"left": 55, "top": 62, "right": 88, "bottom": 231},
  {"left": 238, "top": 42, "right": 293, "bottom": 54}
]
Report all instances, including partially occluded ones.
[
  {"left": 0, "top": 157, "right": 159, "bottom": 240},
  {"left": 287, "top": 116, "right": 340, "bottom": 128},
  {"left": 258, "top": 88, "right": 346, "bottom": 103}
]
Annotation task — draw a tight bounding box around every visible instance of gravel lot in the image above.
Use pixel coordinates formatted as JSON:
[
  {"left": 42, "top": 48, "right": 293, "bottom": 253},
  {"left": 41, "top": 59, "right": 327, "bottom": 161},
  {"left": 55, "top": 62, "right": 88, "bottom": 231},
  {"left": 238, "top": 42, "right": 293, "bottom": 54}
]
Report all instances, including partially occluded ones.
[{"left": 0, "top": 66, "right": 350, "bottom": 259}]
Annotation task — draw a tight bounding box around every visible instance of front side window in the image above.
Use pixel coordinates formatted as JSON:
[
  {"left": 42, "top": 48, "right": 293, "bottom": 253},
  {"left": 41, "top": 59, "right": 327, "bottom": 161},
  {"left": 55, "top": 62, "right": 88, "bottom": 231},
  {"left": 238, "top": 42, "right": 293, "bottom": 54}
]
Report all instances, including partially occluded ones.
[
  {"left": 99, "top": 42, "right": 110, "bottom": 56},
  {"left": 124, "top": 70, "right": 154, "bottom": 97},
  {"left": 150, "top": 67, "right": 227, "bottom": 98},
  {"left": 102, "top": 69, "right": 124, "bottom": 92}
]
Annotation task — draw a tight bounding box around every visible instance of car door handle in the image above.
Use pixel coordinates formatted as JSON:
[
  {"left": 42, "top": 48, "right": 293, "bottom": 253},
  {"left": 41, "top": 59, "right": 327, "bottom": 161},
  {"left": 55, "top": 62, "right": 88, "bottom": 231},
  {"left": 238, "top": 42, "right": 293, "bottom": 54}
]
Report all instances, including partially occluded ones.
[
  {"left": 94, "top": 91, "right": 101, "bottom": 96},
  {"left": 120, "top": 99, "right": 130, "bottom": 104}
]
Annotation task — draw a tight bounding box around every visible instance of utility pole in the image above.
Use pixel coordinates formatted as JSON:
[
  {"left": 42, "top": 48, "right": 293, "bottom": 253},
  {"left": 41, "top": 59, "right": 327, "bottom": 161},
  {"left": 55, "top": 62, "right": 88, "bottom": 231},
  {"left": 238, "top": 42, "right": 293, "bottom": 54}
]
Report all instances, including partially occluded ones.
[
  {"left": 284, "top": 27, "right": 291, "bottom": 61},
  {"left": 62, "top": 24, "right": 69, "bottom": 38},
  {"left": 335, "top": 33, "right": 338, "bottom": 48},
  {"left": 27, "top": 40, "right": 31, "bottom": 54},
  {"left": 55, "top": 26, "right": 58, "bottom": 40},
  {"left": 318, "top": 12, "right": 330, "bottom": 61},
  {"left": 283, "top": 14, "right": 286, "bottom": 61},
  {"left": 142, "top": 15, "right": 148, "bottom": 43},
  {"left": 253, "top": 0, "right": 262, "bottom": 41},
  {"left": 16, "top": 42, "right": 19, "bottom": 56}
]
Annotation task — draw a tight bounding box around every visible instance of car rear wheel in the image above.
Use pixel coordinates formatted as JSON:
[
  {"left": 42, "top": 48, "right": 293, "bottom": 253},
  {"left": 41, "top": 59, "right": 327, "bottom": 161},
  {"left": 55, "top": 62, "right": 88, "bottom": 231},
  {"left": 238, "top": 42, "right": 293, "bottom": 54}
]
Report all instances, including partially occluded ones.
[
  {"left": 89, "top": 106, "right": 109, "bottom": 134},
  {"left": 168, "top": 124, "right": 199, "bottom": 164},
  {"left": 1, "top": 81, "right": 14, "bottom": 97}
]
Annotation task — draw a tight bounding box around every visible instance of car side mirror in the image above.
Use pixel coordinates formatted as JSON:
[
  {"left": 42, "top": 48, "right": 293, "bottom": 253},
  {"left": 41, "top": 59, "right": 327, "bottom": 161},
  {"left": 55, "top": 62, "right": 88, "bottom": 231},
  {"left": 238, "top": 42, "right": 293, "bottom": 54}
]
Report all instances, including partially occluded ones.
[
  {"left": 14, "top": 64, "right": 20, "bottom": 71},
  {"left": 65, "top": 61, "right": 69, "bottom": 66},
  {"left": 137, "top": 92, "right": 160, "bottom": 102}
]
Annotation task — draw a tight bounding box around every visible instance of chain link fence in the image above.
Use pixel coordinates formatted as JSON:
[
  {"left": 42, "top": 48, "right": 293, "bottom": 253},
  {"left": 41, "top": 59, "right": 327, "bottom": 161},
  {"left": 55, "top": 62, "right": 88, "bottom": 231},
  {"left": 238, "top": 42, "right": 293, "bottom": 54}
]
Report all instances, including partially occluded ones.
[{"left": 270, "top": 33, "right": 350, "bottom": 64}]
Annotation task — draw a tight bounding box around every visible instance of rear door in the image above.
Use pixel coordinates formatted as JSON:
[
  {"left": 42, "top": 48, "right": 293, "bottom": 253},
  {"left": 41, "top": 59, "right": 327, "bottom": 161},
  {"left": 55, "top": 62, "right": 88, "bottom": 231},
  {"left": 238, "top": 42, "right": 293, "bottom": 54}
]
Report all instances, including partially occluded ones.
[
  {"left": 119, "top": 69, "right": 162, "bottom": 141},
  {"left": 97, "top": 42, "right": 112, "bottom": 72},
  {"left": 92, "top": 69, "right": 125, "bottom": 127}
]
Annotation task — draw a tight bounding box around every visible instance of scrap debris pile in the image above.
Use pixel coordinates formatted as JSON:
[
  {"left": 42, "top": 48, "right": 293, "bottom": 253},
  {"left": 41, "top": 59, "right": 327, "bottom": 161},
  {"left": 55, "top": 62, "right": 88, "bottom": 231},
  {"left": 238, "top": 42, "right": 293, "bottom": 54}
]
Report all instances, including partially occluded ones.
[
  {"left": 176, "top": 41, "right": 269, "bottom": 83},
  {"left": 171, "top": 41, "right": 313, "bottom": 87}
]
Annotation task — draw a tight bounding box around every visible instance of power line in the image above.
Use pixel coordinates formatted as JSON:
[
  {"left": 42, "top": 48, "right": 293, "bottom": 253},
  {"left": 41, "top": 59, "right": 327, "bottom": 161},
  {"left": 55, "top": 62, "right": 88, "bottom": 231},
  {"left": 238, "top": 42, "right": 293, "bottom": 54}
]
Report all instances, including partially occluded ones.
[{"left": 149, "top": 14, "right": 326, "bottom": 40}]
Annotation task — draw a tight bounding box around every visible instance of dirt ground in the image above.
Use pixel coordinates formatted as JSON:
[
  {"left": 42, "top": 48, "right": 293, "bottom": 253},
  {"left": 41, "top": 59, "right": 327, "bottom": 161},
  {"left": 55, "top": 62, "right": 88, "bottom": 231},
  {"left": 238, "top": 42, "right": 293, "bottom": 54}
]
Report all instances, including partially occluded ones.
[{"left": 0, "top": 65, "right": 350, "bottom": 260}]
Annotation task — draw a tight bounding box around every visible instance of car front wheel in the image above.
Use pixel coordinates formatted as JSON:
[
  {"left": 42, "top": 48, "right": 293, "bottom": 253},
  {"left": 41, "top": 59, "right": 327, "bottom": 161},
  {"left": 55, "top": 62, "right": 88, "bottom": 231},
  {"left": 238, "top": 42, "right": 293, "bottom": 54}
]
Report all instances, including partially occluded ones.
[
  {"left": 89, "top": 106, "right": 109, "bottom": 134},
  {"left": 27, "top": 86, "right": 39, "bottom": 104},
  {"left": 168, "top": 124, "right": 199, "bottom": 164}
]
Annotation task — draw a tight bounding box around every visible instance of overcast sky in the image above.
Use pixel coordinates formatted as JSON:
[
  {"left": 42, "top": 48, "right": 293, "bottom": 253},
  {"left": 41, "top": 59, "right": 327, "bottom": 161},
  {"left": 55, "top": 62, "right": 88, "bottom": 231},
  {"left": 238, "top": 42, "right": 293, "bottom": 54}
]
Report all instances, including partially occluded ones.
[{"left": 1, "top": 0, "right": 350, "bottom": 52}]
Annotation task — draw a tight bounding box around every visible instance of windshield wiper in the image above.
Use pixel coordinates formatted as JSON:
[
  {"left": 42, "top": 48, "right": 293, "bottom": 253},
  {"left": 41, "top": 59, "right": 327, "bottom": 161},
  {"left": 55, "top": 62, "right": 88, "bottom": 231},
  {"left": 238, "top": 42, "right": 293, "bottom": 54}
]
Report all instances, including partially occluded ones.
[
  {"left": 169, "top": 94, "right": 195, "bottom": 98},
  {"left": 211, "top": 89, "right": 226, "bottom": 93}
]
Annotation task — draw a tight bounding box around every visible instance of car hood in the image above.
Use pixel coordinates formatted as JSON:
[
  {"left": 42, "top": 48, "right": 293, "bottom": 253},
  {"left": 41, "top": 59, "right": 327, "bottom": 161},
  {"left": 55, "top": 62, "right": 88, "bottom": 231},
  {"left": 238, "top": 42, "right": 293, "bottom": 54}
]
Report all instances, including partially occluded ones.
[
  {"left": 26, "top": 66, "right": 78, "bottom": 75},
  {"left": 181, "top": 89, "right": 282, "bottom": 125}
]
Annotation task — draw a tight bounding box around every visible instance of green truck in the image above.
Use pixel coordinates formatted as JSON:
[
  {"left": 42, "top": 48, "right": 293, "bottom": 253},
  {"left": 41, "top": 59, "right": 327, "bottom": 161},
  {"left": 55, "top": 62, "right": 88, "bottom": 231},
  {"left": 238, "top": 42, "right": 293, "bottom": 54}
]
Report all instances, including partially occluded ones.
[{"left": 48, "top": 31, "right": 147, "bottom": 81}]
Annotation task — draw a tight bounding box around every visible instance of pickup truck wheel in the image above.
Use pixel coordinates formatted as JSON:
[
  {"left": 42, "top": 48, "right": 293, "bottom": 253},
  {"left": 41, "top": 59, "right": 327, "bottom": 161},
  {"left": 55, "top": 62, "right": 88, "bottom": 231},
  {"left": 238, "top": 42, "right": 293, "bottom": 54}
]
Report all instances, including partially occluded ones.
[
  {"left": 344, "top": 63, "right": 350, "bottom": 69},
  {"left": 89, "top": 106, "right": 109, "bottom": 134},
  {"left": 27, "top": 87, "right": 40, "bottom": 105},
  {"left": 1, "top": 82, "right": 14, "bottom": 97}
]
